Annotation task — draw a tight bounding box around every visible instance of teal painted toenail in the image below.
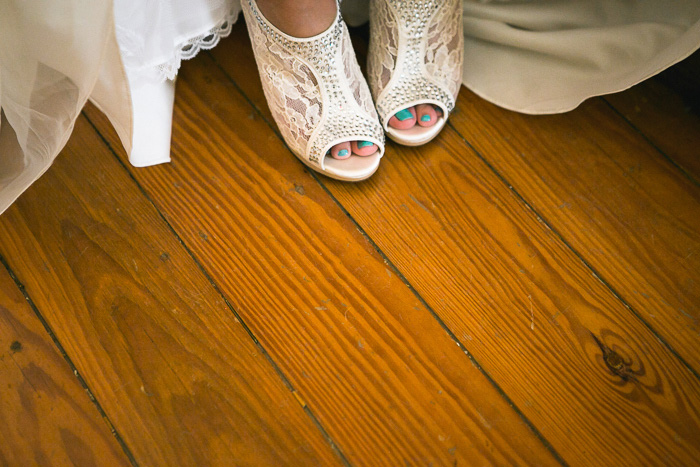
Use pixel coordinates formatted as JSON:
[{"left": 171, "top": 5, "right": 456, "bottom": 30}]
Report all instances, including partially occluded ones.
[
  {"left": 396, "top": 109, "right": 413, "bottom": 121},
  {"left": 420, "top": 115, "right": 431, "bottom": 122},
  {"left": 337, "top": 149, "right": 349, "bottom": 157},
  {"left": 358, "top": 141, "right": 373, "bottom": 148}
]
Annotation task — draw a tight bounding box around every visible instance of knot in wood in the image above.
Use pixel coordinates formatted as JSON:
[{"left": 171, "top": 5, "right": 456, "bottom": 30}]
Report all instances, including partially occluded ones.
[
  {"left": 592, "top": 332, "right": 634, "bottom": 381},
  {"left": 604, "top": 350, "right": 624, "bottom": 371}
]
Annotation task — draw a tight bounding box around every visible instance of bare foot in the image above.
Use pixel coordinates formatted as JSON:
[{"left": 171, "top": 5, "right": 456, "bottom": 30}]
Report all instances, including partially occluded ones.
[{"left": 387, "top": 104, "right": 442, "bottom": 131}]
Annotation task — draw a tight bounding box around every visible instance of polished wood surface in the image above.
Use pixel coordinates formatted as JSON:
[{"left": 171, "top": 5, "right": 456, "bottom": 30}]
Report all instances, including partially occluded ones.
[
  {"left": 84, "top": 55, "right": 558, "bottom": 466},
  {"left": 605, "top": 51, "right": 700, "bottom": 182},
  {"left": 449, "top": 83, "right": 700, "bottom": 374},
  {"left": 212, "top": 27, "right": 700, "bottom": 464},
  {"left": 0, "top": 118, "right": 340, "bottom": 466},
  {"left": 0, "top": 268, "right": 130, "bottom": 467},
  {"left": 1, "top": 21, "right": 699, "bottom": 466}
]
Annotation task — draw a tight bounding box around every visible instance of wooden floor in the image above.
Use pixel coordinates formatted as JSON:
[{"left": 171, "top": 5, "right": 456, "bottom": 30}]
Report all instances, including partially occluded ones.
[{"left": 2, "top": 21, "right": 699, "bottom": 466}]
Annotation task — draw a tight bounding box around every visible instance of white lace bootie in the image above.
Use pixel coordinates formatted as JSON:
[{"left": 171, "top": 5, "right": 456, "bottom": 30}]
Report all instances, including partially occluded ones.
[
  {"left": 242, "top": 0, "right": 385, "bottom": 181},
  {"left": 368, "top": 0, "right": 463, "bottom": 146}
]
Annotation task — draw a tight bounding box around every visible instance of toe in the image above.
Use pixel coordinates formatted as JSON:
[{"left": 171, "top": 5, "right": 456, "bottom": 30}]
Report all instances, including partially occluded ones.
[
  {"left": 388, "top": 107, "right": 417, "bottom": 130},
  {"left": 330, "top": 142, "right": 352, "bottom": 160},
  {"left": 416, "top": 104, "right": 439, "bottom": 127},
  {"left": 352, "top": 140, "right": 378, "bottom": 157}
]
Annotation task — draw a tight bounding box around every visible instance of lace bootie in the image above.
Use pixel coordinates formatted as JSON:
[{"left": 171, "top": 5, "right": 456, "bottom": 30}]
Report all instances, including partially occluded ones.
[
  {"left": 368, "top": 0, "right": 463, "bottom": 146},
  {"left": 242, "top": 0, "right": 385, "bottom": 181}
]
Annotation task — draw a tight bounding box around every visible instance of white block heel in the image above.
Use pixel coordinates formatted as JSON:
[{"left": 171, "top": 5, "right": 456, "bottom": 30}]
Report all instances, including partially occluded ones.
[{"left": 129, "top": 78, "right": 176, "bottom": 167}]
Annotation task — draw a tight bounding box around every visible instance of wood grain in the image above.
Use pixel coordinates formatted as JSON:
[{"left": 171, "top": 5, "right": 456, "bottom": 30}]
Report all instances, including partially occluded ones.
[
  {"left": 324, "top": 123, "right": 700, "bottom": 466},
  {"left": 605, "top": 52, "right": 700, "bottom": 182},
  {"left": 0, "top": 266, "right": 130, "bottom": 466},
  {"left": 85, "top": 55, "right": 560, "bottom": 466},
  {"left": 0, "top": 117, "right": 341, "bottom": 465},
  {"left": 210, "top": 23, "right": 700, "bottom": 465},
  {"left": 448, "top": 88, "right": 700, "bottom": 373}
]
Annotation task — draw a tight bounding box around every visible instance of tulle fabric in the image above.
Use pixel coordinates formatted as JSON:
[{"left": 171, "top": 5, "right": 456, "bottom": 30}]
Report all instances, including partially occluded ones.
[
  {"left": 1, "top": 0, "right": 699, "bottom": 214},
  {"left": 0, "top": 1, "right": 130, "bottom": 214},
  {"left": 0, "top": 0, "right": 239, "bottom": 213}
]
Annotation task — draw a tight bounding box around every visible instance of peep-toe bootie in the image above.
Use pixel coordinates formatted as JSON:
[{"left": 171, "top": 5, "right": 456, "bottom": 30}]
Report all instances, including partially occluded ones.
[
  {"left": 242, "top": 0, "right": 385, "bottom": 181},
  {"left": 368, "top": 0, "right": 463, "bottom": 146}
]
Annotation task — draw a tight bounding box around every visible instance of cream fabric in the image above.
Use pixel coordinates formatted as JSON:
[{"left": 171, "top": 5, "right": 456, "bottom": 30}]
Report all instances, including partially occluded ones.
[
  {"left": 1, "top": 0, "right": 699, "bottom": 214},
  {"left": 460, "top": 0, "right": 700, "bottom": 114},
  {"left": 0, "top": 1, "right": 126, "bottom": 214}
]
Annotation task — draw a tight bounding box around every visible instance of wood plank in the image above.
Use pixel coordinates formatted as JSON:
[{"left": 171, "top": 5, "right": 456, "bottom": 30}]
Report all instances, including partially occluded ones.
[
  {"left": 604, "top": 51, "right": 700, "bottom": 182},
  {"left": 605, "top": 53, "right": 700, "bottom": 183},
  {"left": 85, "top": 51, "right": 560, "bottom": 465},
  {"left": 0, "top": 117, "right": 341, "bottom": 465},
  {"left": 654, "top": 50, "right": 700, "bottom": 115},
  {"left": 606, "top": 81, "right": 700, "bottom": 180},
  {"left": 448, "top": 89, "right": 700, "bottom": 372},
  {"left": 209, "top": 23, "right": 700, "bottom": 465},
  {"left": 323, "top": 124, "right": 700, "bottom": 466},
  {"left": 0, "top": 266, "right": 130, "bottom": 466}
]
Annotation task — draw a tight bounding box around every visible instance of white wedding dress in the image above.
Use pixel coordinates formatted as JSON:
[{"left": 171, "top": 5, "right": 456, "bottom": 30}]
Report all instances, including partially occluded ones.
[{"left": 1, "top": 0, "right": 699, "bottom": 214}]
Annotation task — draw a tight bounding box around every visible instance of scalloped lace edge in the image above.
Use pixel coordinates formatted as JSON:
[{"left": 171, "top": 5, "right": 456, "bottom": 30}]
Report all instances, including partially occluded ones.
[{"left": 156, "top": 8, "right": 239, "bottom": 81}]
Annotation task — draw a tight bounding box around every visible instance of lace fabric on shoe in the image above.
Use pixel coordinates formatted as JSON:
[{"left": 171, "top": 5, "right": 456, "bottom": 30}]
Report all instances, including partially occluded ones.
[
  {"left": 342, "top": 33, "right": 378, "bottom": 118},
  {"left": 247, "top": 20, "right": 324, "bottom": 156},
  {"left": 367, "top": 0, "right": 399, "bottom": 94},
  {"left": 242, "top": 0, "right": 384, "bottom": 167},
  {"left": 368, "top": 0, "right": 464, "bottom": 128},
  {"left": 425, "top": 0, "right": 463, "bottom": 99}
]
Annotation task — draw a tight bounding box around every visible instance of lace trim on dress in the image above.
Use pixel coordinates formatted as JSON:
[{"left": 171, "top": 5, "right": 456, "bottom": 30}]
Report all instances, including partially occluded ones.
[{"left": 155, "top": 8, "right": 239, "bottom": 81}]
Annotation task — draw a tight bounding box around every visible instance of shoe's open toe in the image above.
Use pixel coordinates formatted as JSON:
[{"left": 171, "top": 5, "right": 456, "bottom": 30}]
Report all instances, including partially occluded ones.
[
  {"left": 386, "top": 113, "right": 447, "bottom": 147},
  {"left": 367, "top": 0, "right": 463, "bottom": 149},
  {"left": 243, "top": 0, "right": 385, "bottom": 183},
  {"left": 323, "top": 150, "right": 382, "bottom": 182}
]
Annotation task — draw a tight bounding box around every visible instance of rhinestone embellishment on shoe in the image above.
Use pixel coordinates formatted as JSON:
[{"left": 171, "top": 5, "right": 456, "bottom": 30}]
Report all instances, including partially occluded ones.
[
  {"left": 368, "top": 0, "right": 463, "bottom": 129},
  {"left": 243, "top": 0, "right": 384, "bottom": 167}
]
